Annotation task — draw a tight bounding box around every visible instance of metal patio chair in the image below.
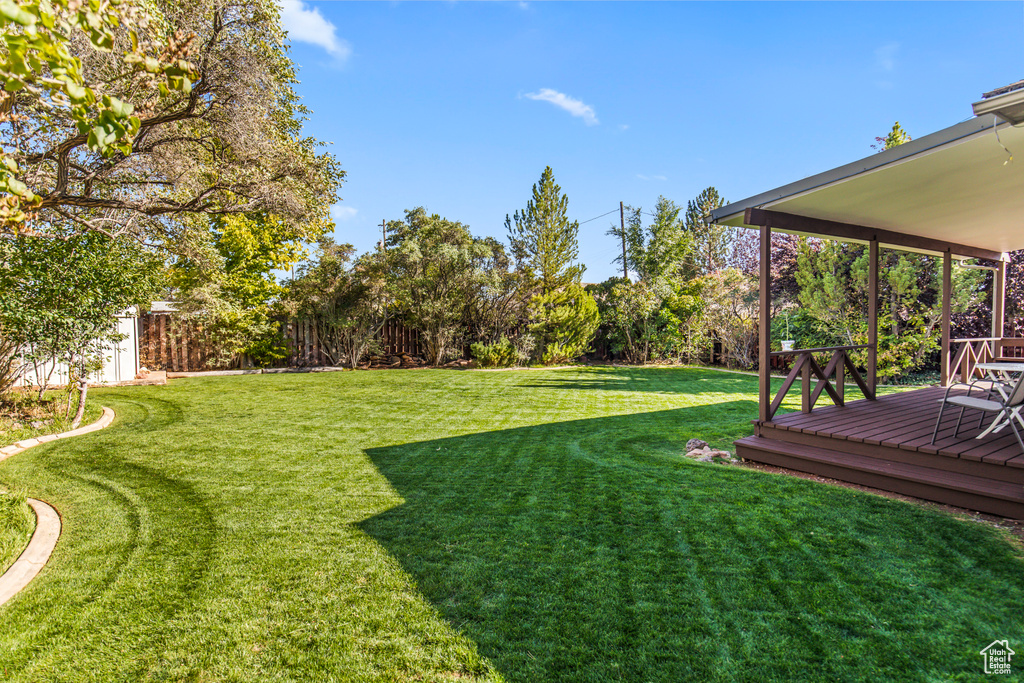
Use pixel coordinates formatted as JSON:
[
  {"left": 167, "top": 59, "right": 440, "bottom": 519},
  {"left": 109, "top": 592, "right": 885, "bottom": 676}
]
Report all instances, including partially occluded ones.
[{"left": 931, "top": 370, "right": 1024, "bottom": 451}]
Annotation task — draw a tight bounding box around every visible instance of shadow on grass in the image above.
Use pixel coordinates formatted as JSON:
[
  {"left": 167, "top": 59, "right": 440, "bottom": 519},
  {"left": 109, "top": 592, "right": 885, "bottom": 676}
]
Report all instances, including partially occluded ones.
[
  {"left": 360, "top": 402, "right": 1024, "bottom": 682},
  {"left": 514, "top": 366, "right": 762, "bottom": 394}
]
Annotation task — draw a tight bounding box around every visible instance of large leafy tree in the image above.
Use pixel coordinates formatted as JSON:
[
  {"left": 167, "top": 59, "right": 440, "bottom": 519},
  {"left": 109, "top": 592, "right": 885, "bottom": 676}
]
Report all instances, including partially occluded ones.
[
  {"left": 387, "top": 208, "right": 497, "bottom": 366},
  {"left": 285, "top": 238, "right": 389, "bottom": 369},
  {"left": 505, "top": 166, "right": 584, "bottom": 293},
  {"left": 1, "top": 0, "right": 341, "bottom": 244},
  {"left": 0, "top": 232, "right": 162, "bottom": 423},
  {"left": 599, "top": 197, "right": 705, "bottom": 363},
  {"left": 168, "top": 212, "right": 312, "bottom": 366}
]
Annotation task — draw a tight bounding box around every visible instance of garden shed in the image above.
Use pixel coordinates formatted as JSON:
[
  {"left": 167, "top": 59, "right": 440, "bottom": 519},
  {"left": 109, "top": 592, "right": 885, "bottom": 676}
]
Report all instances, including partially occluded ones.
[
  {"left": 18, "top": 308, "right": 141, "bottom": 388},
  {"left": 711, "top": 81, "right": 1024, "bottom": 516}
]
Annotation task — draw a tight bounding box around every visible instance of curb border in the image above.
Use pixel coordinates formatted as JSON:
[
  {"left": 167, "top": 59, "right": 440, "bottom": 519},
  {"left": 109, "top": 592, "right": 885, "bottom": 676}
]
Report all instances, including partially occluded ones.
[
  {"left": 0, "top": 406, "right": 115, "bottom": 606},
  {"left": 0, "top": 498, "right": 61, "bottom": 607}
]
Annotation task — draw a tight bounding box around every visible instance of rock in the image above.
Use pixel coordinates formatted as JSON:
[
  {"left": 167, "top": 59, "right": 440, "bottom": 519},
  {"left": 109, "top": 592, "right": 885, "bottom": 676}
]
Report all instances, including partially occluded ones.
[
  {"left": 697, "top": 455, "right": 714, "bottom": 463},
  {"left": 30, "top": 421, "right": 45, "bottom": 429},
  {"left": 686, "top": 438, "right": 708, "bottom": 451}
]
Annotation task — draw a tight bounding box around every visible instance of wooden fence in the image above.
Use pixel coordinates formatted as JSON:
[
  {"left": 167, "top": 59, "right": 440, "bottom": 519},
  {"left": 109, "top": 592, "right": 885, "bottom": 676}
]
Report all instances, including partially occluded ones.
[{"left": 139, "top": 313, "right": 425, "bottom": 372}]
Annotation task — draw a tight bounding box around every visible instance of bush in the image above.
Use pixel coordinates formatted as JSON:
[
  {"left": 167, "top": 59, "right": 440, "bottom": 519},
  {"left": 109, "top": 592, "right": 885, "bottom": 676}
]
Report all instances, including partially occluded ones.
[
  {"left": 245, "top": 323, "right": 290, "bottom": 368},
  {"left": 470, "top": 337, "right": 521, "bottom": 368}
]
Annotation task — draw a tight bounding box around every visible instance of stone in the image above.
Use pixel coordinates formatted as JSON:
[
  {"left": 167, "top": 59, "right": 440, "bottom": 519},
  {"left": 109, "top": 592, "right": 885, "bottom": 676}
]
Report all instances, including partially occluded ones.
[
  {"left": 686, "top": 438, "right": 708, "bottom": 451},
  {"left": 30, "top": 421, "right": 45, "bottom": 429},
  {"left": 697, "top": 455, "right": 714, "bottom": 463}
]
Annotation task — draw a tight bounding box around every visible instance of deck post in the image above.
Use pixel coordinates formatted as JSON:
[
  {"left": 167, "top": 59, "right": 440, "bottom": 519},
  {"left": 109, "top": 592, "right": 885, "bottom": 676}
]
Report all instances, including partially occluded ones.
[
  {"left": 759, "top": 224, "right": 771, "bottom": 423},
  {"left": 993, "top": 259, "right": 1006, "bottom": 357},
  {"left": 868, "top": 239, "right": 878, "bottom": 397},
  {"left": 941, "top": 250, "right": 952, "bottom": 387}
]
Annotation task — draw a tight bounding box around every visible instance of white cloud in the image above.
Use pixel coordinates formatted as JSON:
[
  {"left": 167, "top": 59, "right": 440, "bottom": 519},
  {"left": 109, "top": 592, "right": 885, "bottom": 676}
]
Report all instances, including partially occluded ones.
[
  {"left": 636, "top": 174, "right": 667, "bottom": 181},
  {"left": 618, "top": 124, "right": 630, "bottom": 131},
  {"left": 331, "top": 205, "right": 358, "bottom": 222},
  {"left": 278, "top": 0, "right": 352, "bottom": 62},
  {"left": 523, "top": 88, "right": 599, "bottom": 126},
  {"left": 875, "top": 42, "right": 899, "bottom": 72}
]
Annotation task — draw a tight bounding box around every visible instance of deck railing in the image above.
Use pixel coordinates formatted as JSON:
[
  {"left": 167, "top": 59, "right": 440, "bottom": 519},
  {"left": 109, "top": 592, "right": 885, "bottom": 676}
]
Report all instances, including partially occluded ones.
[
  {"left": 948, "top": 337, "right": 1024, "bottom": 384},
  {"left": 765, "top": 345, "right": 874, "bottom": 421}
]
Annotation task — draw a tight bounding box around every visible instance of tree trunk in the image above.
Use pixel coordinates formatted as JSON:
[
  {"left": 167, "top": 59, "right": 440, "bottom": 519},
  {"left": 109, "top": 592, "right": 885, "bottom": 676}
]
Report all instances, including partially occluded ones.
[
  {"left": 37, "top": 360, "right": 58, "bottom": 401},
  {"left": 71, "top": 377, "right": 88, "bottom": 429}
]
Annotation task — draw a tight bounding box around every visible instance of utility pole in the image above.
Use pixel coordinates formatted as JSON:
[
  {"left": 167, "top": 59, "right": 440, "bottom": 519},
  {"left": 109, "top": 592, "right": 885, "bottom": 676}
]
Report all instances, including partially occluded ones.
[
  {"left": 381, "top": 219, "right": 387, "bottom": 251},
  {"left": 619, "top": 201, "right": 628, "bottom": 281}
]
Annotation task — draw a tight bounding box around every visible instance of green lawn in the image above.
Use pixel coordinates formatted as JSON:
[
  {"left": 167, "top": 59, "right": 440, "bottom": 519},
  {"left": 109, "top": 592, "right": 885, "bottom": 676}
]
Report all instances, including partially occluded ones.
[
  {"left": 0, "top": 366, "right": 1020, "bottom": 681},
  {"left": 0, "top": 489, "right": 33, "bottom": 575}
]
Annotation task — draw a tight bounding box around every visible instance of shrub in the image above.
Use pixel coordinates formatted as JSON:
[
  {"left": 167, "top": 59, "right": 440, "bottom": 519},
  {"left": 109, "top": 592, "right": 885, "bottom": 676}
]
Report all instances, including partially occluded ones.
[{"left": 470, "top": 337, "right": 521, "bottom": 368}]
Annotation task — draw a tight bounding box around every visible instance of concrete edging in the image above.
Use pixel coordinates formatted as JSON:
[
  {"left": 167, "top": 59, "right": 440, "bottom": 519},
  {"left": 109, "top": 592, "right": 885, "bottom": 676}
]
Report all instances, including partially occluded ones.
[
  {"left": 0, "top": 498, "right": 61, "bottom": 607},
  {"left": 0, "top": 406, "right": 115, "bottom": 606}
]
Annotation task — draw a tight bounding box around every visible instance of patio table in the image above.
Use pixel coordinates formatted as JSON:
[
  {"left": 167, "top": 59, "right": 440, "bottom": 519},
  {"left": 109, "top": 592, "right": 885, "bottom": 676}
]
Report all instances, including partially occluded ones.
[{"left": 972, "top": 362, "right": 1024, "bottom": 438}]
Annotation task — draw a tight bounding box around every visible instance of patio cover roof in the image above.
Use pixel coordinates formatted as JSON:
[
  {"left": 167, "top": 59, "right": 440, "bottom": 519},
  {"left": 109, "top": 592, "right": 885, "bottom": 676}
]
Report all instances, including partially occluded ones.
[{"left": 712, "top": 113, "right": 1024, "bottom": 260}]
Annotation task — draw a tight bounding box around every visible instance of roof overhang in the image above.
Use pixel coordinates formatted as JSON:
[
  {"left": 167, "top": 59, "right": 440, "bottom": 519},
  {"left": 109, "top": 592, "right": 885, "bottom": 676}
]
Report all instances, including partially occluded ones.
[{"left": 712, "top": 113, "right": 1024, "bottom": 260}]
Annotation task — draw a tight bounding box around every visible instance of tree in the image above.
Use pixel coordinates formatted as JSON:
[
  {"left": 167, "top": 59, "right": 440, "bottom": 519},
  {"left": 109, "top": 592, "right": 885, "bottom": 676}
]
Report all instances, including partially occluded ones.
[
  {"left": 387, "top": 208, "right": 496, "bottom": 366},
  {"left": 592, "top": 277, "right": 705, "bottom": 364},
  {"left": 1, "top": 0, "right": 341, "bottom": 245},
  {"left": 463, "top": 236, "right": 528, "bottom": 346},
  {"left": 285, "top": 238, "right": 389, "bottom": 369},
  {"left": 703, "top": 268, "right": 759, "bottom": 368},
  {"left": 684, "top": 187, "right": 731, "bottom": 277},
  {"left": 528, "top": 283, "right": 599, "bottom": 365},
  {"left": 167, "top": 212, "right": 315, "bottom": 367},
  {"left": 609, "top": 197, "right": 691, "bottom": 283},
  {"left": 506, "top": 166, "right": 584, "bottom": 293},
  {"left": 0, "top": 233, "right": 162, "bottom": 424},
  {"left": 873, "top": 121, "right": 912, "bottom": 152},
  {"left": 795, "top": 238, "right": 985, "bottom": 381}
]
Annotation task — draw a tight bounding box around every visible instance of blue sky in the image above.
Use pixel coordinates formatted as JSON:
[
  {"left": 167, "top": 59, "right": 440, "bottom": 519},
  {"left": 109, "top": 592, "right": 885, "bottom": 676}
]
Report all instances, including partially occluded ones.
[{"left": 279, "top": 1, "right": 1023, "bottom": 282}]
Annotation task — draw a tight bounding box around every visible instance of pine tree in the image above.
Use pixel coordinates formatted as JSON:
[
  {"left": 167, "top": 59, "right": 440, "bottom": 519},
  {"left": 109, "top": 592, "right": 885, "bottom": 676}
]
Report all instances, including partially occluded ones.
[
  {"left": 684, "top": 186, "right": 730, "bottom": 277},
  {"left": 506, "top": 166, "right": 585, "bottom": 293},
  {"left": 873, "top": 121, "right": 912, "bottom": 151}
]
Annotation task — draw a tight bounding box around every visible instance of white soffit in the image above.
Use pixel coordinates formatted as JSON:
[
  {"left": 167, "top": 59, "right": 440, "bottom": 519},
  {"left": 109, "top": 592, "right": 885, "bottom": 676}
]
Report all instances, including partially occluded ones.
[{"left": 716, "top": 116, "right": 1024, "bottom": 255}]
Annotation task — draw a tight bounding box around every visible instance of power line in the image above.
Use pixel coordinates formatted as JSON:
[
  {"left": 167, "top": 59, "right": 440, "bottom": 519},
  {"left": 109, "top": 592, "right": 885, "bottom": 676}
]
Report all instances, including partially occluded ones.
[{"left": 578, "top": 208, "right": 619, "bottom": 225}]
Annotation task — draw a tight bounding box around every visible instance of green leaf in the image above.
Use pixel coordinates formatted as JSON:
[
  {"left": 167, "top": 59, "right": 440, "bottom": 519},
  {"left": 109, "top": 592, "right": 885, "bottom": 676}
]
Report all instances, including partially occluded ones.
[
  {"left": 106, "top": 95, "right": 133, "bottom": 118},
  {"left": 66, "top": 81, "right": 87, "bottom": 103},
  {"left": 6, "top": 177, "right": 32, "bottom": 198},
  {"left": 0, "top": 0, "right": 38, "bottom": 26}
]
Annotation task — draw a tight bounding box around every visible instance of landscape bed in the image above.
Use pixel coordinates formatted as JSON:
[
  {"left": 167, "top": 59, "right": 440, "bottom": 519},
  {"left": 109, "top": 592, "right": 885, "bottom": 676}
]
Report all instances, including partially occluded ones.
[{"left": 0, "top": 366, "right": 1020, "bottom": 681}]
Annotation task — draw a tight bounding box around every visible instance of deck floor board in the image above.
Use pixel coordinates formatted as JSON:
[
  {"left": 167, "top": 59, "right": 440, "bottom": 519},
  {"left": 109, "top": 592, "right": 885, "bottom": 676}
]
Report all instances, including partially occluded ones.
[{"left": 770, "top": 387, "right": 1023, "bottom": 459}]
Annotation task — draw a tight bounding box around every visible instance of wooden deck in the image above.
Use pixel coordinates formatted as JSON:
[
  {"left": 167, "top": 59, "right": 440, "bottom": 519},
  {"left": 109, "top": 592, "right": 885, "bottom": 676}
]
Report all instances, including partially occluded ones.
[{"left": 736, "top": 386, "right": 1024, "bottom": 518}]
